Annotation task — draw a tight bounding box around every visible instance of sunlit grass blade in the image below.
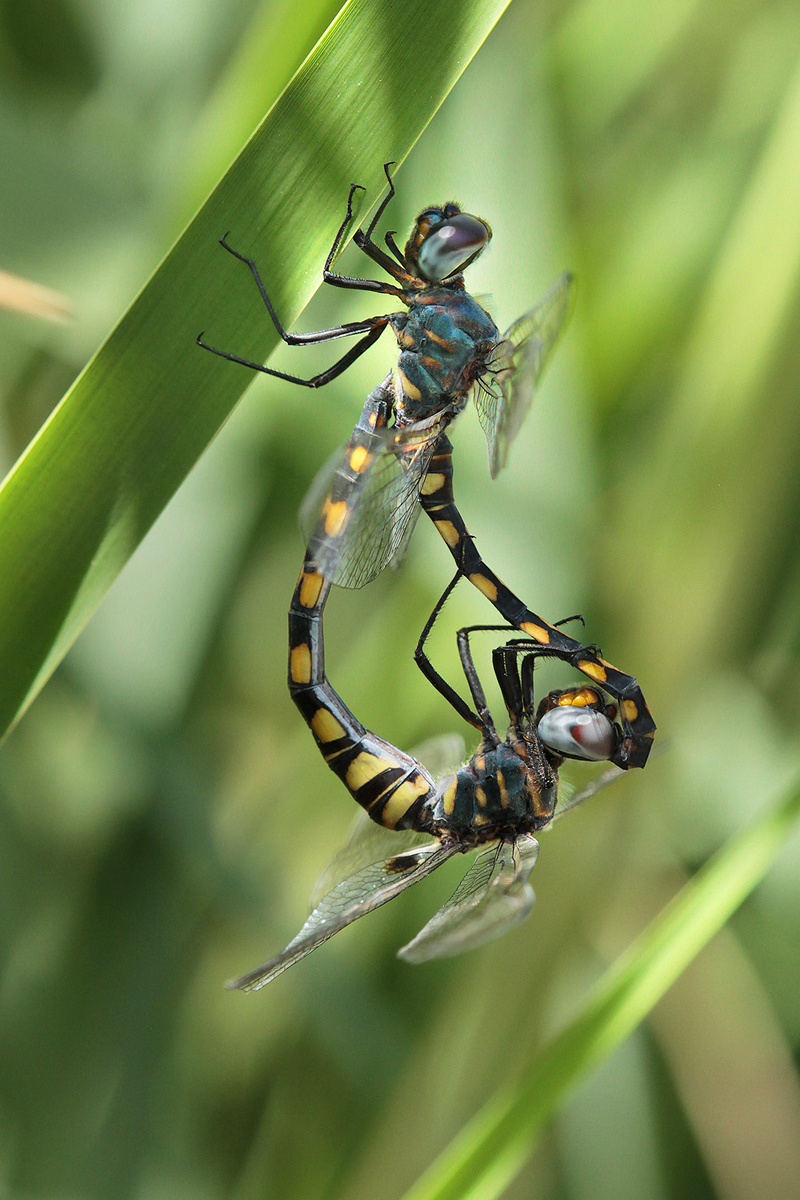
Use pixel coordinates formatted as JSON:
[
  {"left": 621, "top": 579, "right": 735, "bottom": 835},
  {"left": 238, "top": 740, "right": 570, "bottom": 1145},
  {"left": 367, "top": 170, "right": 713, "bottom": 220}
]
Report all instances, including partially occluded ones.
[
  {"left": 0, "top": 0, "right": 512, "bottom": 740},
  {"left": 176, "top": 0, "right": 345, "bottom": 224},
  {"left": 400, "top": 779, "right": 800, "bottom": 1200}
]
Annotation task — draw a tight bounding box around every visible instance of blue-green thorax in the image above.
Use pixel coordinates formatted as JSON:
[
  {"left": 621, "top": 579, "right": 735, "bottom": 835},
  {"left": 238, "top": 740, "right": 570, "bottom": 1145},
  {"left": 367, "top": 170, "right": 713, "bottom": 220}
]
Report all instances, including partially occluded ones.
[{"left": 390, "top": 286, "right": 498, "bottom": 422}]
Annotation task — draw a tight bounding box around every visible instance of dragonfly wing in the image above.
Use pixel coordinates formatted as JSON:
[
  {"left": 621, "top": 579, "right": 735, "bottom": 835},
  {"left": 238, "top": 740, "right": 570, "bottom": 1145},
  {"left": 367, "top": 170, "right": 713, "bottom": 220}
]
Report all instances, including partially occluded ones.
[
  {"left": 474, "top": 272, "right": 575, "bottom": 478},
  {"left": 384, "top": 491, "right": 422, "bottom": 576},
  {"left": 552, "top": 762, "right": 625, "bottom": 823},
  {"left": 310, "top": 732, "right": 466, "bottom": 907},
  {"left": 228, "top": 842, "right": 457, "bottom": 991},
  {"left": 310, "top": 810, "right": 436, "bottom": 908},
  {"left": 397, "top": 835, "right": 540, "bottom": 963},
  {"left": 342, "top": 465, "right": 425, "bottom": 585},
  {"left": 407, "top": 733, "right": 467, "bottom": 780},
  {"left": 300, "top": 412, "right": 448, "bottom": 590}
]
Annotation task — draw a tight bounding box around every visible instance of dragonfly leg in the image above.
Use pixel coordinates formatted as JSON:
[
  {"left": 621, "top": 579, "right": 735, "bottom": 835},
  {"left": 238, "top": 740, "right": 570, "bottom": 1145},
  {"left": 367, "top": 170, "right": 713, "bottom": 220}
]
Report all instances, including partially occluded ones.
[
  {"left": 383, "top": 230, "right": 407, "bottom": 267},
  {"left": 321, "top": 267, "right": 405, "bottom": 297},
  {"left": 324, "top": 167, "right": 410, "bottom": 293},
  {"left": 554, "top": 613, "right": 585, "bottom": 630},
  {"left": 288, "top": 377, "right": 436, "bottom": 830},
  {"left": 449, "top": 621, "right": 529, "bottom": 723},
  {"left": 413, "top": 571, "right": 490, "bottom": 734},
  {"left": 216, "top": 233, "right": 398, "bottom": 344},
  {"left": 364, "top": 162, "right": 397, "bottom": 240},
  {"left": 448, "top": 614, "right": 585, "bottom": 643},
  {"left": 418, "top": 435, "right": 656, "bottom": 769},
  {"left": 454, "top": 623, "right": 499, "bottom": 740},
  {"left": 351, "top": 162, "right": 416, "bottom": 285},
  {"left": 324, "top": 181, "right": 366, "bottom": 270},
  {"left": 490, "top": 644, "right": 526, "bottom": 723},
  {"left": 197, "top": 315, "right": 390, "bottom": 387}
]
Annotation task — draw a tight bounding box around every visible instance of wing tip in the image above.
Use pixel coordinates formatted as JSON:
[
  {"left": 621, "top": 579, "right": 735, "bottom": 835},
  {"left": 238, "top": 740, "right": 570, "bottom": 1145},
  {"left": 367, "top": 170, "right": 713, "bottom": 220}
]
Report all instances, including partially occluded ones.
[{"left": 225, "top": 965, "right": 274, "bottom": 992}]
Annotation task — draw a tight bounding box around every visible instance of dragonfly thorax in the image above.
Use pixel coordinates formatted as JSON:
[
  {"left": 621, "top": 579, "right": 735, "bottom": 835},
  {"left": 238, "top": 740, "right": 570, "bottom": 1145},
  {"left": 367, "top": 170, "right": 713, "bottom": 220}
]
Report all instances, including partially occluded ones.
[
  {"left": 427, "top": 738, "right": 558, "bottom": 845},
  {"left": 390, "top": 293, "right": 498, "bottom": 420}
]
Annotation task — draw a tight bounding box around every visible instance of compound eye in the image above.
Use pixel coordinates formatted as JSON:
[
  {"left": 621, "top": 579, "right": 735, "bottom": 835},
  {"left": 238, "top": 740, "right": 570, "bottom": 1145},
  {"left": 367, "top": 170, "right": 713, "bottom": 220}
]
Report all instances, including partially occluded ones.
[
  {"left": 537, "top": 706, "right": 617, "bottom": 761},
  {"left": 417, "top": 213, "right": 490, "bottom": 281}
]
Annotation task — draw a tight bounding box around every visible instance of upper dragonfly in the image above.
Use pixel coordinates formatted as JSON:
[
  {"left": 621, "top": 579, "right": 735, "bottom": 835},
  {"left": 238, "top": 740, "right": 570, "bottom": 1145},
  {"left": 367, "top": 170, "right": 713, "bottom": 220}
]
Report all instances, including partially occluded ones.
[{"left": 199, "top": 163, "right": 655, "bottom": 769}]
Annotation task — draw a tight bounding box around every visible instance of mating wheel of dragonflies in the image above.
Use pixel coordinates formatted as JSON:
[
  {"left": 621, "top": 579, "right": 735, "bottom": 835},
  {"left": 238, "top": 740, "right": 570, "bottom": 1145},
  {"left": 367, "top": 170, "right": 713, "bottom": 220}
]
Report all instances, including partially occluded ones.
[
  {"left": 199, "top": 163, "right": 655, "bottom": 770},
  {"left": 230, "top": 569, "right": 626, "bottom": 990}
]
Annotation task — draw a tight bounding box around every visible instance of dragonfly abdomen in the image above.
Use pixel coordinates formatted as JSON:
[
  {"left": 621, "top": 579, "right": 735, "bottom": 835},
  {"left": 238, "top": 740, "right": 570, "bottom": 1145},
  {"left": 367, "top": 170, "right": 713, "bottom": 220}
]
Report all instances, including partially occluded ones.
[
  {"left": 289, "top": 519, "right": 437, "bottom": 830},
  {"left": 288, "top": 603, "right": 436, "bottom": 830}
]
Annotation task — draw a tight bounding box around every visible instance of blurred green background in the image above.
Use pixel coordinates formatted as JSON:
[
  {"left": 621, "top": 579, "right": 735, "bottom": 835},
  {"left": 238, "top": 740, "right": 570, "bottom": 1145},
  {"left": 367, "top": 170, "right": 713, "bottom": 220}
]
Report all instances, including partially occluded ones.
[{"left": 2, "top": 0, "right": 800, "bottom": 1197}]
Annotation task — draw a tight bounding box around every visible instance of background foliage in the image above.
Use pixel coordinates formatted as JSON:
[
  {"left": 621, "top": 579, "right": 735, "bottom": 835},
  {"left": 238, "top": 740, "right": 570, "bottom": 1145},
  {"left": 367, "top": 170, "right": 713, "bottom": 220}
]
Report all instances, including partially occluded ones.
[{"left": 1, "top": 0, "right": 800, "bottom": 1198}]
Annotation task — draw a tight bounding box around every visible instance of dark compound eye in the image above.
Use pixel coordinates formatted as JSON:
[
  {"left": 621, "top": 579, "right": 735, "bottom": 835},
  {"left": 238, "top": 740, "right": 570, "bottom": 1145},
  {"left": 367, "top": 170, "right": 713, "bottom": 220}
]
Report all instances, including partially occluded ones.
[
  {"left": 417, "top": 213, "right": 491, "bottom": 281},
  {"left": 537, "top": 706, "right": 617, "bottom": 761}
]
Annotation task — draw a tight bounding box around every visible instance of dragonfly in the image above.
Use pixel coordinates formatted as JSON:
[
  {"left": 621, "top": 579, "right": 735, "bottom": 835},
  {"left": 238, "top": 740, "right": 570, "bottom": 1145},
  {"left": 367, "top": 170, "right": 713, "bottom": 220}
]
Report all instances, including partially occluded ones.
[
  {"left": 230, "top": 568, "right": 624, "bottom": 990},
  {"left": 199, "top": 163, "right": 655, "bottom": 769}
]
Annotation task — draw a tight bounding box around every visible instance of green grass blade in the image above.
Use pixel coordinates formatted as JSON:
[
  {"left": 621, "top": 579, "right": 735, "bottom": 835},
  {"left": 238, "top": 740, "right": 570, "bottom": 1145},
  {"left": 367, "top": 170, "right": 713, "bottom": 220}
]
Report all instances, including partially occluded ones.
[
  {"left": 176, "top": 0, "right": 346, "bottom": 225},
  {"left": 0, "top": 0, "right": 511, "bottom": 739},
  {"left": 400, "top": 779, "right": 800, "bottom": 1200}
]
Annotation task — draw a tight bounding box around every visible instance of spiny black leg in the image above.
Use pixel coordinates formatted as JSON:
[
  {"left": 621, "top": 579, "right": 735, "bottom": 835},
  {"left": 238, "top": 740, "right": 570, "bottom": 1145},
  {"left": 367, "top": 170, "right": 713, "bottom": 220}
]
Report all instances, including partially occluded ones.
[
  {"left": 197, "top": 316, "right": 389, "bottom": 388},
  {"left": 520, "top": 654, "right": 536, "bottom": 719},
  {"left": 414, "top": 573, "right": 486, "bottom": 733},
  {"left": 317, "top": 166, "right": 407, "bottom": 291},
  {"left": 321, "top": 270, "right": 405, "bottom": 297},
  {"left": 454, "top": 627, "right": 497, "bottom": 736},
  {"left": 384, "top": 230, "right": 407, "bottom": 268},
  {"left": 555, "top": 614, "right": 585, "bottom": 630},
  {"left": 320, "top": 182, "right": 403, "bottom": 291},
  {"left": 217, "top": 235, "right": 293, "bottom": 344},
  {"left": 258, "top": 174, "right": 396, "bottom": 295},
  {"left": 455, "top": 632, "right": 586, "bottom": 662},
  {"left": 490, "top": 645, "right": 525, "bottom": 723},
  {"left": 212, "top": 234, "right": 399, "bottom": 351},
  {"left": 324, "top": 182, "right": 366, "bottom": 272},
  {"left": 451, "top": 624, "right": 557, "bottom": 720},
  {"left": 452, "top": 625, "right": 499, "bottom": 737},
  {"left": 365, "top": 162, "right": 397, "bottom": 239},
  {"left": 352, "top": 163, "right": 414, "bottom": 283},
  {"left": 454, "top": 622, "right": 516, "bottom": 640},
  {"left": 217, "top": 234, "right": 394, "bottom": 345}
]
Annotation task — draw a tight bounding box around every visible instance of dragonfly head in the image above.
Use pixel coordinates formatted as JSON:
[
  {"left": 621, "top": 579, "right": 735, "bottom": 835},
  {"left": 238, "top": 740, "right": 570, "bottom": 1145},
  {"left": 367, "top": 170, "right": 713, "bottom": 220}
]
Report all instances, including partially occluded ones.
[
  {"left": 406, "top": 204, "right": 492, "bottom": 283},
  {"left": 535, "top": 691, "right": 619, "bottom": 762}
]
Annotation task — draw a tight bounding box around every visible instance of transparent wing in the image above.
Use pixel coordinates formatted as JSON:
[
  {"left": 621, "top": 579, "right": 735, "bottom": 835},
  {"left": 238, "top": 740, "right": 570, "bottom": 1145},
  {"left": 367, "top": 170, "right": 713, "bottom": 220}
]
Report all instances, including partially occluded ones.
[
  {"left": 310, "top": 810, "right": 436, "bottom": 909},
  {"left": 383, "top": 486, "right": 421, "bottom": 577},
  {"left": 474, "top": 271, "right": 575, "bottom": 479},
  {"left": 552, "top": 763, "right": 625, "bottom": 823},
  {"left": 407, "top": 733, "right": 467, "bottom": 779},
  {"left": 397, "top": 834, "right": 540, "bottom": 963},
  {"left": 310, "top": 734, "right": 466, "bottom": 907},
  {"left": 300, "top": 412, "right": 449, "bottom": 590},
  {"left": 228, "top": 842, "right": 458, "bottom": 991}
]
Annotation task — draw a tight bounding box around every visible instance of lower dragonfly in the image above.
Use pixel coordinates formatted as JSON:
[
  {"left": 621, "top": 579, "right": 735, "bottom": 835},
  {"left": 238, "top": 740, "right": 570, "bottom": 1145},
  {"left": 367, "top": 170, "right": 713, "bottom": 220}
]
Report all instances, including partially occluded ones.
[
  {"left": 199, "top": 164, "right": 655, "bottom": 769},
  {"left": 229, "top": 564, "right": 624, "bottom": 990}
]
